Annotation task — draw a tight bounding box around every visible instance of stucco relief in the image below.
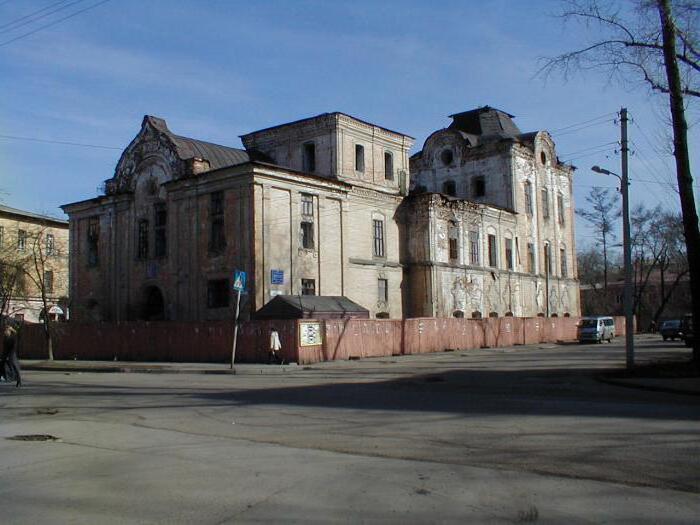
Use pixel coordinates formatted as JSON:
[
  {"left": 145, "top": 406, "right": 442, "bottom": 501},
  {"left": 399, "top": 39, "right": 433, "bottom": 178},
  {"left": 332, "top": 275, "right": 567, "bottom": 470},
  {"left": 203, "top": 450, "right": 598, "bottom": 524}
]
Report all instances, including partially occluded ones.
[{"left": 110, "top": 130, "right": 180, "bottom": 194}]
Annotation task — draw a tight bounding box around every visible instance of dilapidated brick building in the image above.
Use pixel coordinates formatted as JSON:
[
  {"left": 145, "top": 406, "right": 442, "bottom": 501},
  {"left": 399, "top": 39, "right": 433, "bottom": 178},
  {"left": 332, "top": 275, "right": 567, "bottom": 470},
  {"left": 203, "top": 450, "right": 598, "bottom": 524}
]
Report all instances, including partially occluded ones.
[
  {"left": 403, "top": 107, "right": 580, "bottom": 318},
  {"left": 62, "top": 113, "right": 413, "bottom": 321},
  {"left": 62, "top": 106, "right": 579, "bottom": 322}
]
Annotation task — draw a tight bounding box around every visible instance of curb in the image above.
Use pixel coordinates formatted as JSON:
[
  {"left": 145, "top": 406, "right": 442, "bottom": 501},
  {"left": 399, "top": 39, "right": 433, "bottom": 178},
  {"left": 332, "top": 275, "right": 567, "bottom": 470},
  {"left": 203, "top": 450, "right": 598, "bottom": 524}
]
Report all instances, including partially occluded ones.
[
  {"left": 595, "top": 375, "right": 700, "bottom": 397},
  {"left": 21, "top": 363, "right": 299, "bottom": 376}
]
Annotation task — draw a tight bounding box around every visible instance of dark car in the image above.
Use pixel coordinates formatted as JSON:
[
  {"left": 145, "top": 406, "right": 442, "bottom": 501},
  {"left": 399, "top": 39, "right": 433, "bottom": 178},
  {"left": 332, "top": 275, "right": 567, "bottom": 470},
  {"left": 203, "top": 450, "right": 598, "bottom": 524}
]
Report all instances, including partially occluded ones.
[{"left": 659, "top": 319, "right": 682, "bottom": 341}]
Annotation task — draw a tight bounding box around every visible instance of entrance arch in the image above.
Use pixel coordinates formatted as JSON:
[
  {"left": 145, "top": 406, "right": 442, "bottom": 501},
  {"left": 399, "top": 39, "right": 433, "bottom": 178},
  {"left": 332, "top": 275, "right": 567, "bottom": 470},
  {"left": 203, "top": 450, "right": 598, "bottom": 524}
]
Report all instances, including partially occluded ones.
[{"left": 141, "top": 286, "right": 165, "bottom": 321}]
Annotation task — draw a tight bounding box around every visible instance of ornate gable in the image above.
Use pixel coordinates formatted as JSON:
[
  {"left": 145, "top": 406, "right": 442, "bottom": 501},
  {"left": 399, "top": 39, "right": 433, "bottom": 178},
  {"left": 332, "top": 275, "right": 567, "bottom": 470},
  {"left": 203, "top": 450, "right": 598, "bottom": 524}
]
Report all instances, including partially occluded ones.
[{"left": 105, "top": 116, "right": 184, "bottom": 195}]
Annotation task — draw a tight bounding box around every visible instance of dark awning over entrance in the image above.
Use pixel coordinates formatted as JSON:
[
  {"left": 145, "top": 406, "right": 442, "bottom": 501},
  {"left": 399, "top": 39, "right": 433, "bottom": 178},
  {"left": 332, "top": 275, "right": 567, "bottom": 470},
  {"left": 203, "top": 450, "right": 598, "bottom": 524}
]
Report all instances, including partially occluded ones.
[{"left": 253, "top": 295, "right": 370, "bottom": 320}]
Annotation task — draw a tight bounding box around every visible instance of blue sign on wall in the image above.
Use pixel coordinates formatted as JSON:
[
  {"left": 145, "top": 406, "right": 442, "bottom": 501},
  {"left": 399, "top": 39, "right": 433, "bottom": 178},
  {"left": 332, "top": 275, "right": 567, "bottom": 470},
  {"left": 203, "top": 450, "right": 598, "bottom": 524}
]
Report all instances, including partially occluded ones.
[
  {"left": 233, "top": 270, "right": 247, "bottom": 292},
  {"left": 271, "top": 269, "right": 284, "bottom": 285}
]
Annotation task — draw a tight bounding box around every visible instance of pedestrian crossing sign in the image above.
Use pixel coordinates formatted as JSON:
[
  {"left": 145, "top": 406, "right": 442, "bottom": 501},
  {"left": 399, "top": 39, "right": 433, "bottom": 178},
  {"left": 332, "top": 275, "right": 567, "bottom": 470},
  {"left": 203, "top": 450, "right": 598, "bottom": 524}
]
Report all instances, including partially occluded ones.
[{"left": 233, "top": 270, "right": 246, "bottom": 292}]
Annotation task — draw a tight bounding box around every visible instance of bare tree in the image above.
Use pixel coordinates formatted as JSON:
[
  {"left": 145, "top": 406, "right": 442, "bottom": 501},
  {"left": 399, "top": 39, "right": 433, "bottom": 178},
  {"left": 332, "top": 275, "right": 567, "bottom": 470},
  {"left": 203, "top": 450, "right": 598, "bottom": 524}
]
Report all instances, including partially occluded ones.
[
  {"left": 541, "top": 0, "right": 699, "bottom": 361},
  {"left": 0, "top": 240, "right": 29, "bottom": 327},
  {"left": 576, "top": 187, "right": 621, "bottom": 290}
]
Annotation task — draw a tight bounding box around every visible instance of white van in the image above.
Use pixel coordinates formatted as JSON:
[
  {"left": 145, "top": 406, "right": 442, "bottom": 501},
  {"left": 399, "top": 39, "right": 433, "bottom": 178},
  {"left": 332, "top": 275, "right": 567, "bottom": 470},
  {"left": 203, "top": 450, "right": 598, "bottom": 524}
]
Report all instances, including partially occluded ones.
[{"left": 577, "top": 316, "right": 615, "bottom": 343}]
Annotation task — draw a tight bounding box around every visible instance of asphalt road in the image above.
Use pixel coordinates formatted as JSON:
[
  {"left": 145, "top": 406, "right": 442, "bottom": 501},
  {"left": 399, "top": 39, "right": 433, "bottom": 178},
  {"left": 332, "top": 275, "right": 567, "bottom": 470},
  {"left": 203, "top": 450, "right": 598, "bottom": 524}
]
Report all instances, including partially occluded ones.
[{"left": 1, "top": 337, "right": 699, "bottom": 523}]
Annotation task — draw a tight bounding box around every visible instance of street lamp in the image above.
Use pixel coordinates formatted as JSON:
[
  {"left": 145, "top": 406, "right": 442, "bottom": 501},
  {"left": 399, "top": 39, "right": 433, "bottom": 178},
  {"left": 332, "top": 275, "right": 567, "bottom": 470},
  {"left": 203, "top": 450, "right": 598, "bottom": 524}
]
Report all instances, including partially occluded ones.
[{"left": 592, "top": 164, "right": 634, "bottom": 368}]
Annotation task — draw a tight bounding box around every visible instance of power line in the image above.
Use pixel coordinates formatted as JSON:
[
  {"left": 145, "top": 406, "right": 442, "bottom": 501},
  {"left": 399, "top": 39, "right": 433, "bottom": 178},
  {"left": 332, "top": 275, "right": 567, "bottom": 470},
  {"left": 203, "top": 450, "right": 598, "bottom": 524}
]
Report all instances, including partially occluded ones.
[
  {"left": 0, "top": 0, "right": 110, "bottom": 48},
  {"left": 0, "top": 133, "right": 121, "bottom": 150},
  {"left": 559, "top": 141, "right": 618, "bottom": 158},
  {"left": 549, "top": 112, "right": 617, "bottom": 133},
  {"left": 0, "top": 0, "right": 85, "bottom": 36},
  {"left": 0, "top": 1, "right": 70, "bottom": 31}
]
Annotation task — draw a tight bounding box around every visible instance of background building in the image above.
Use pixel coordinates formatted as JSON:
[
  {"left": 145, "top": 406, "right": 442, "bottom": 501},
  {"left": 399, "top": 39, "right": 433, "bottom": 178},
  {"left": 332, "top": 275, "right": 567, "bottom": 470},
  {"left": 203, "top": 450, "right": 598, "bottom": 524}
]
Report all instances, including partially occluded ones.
[
  {"left": 404, "top": 107, "right": 580, "bottom": 318},
  {"left": 0, "top": 204, "right": 69, "bottom": 322}
]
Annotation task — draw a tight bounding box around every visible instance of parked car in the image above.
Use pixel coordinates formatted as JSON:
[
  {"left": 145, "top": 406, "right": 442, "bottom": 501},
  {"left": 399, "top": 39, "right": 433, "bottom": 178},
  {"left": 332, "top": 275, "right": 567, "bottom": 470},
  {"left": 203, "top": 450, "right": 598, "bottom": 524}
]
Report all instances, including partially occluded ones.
[
  {"left": 659, "top": 319, "right": 682, "bottom": 341},
  {"left": 681, "top": 314, "right": 694, "bottom": 347},
  {"left": 577, "top": 316, "right": 615, "bottom": 343}
]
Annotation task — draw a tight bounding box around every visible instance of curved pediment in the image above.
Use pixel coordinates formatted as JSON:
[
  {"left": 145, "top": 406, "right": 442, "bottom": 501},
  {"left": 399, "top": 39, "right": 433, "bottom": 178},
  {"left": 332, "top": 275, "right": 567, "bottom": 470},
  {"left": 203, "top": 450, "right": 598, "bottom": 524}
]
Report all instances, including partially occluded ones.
[{"left": 107, "top": 116, "right": 183, "bottom": 195}]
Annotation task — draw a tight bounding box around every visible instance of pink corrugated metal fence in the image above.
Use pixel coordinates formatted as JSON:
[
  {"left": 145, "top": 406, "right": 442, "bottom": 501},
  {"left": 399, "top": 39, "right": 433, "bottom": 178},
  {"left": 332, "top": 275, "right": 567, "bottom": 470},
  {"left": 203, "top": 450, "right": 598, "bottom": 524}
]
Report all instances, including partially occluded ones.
[{"left": 18, "top": 315, "right": 628, "bottom": 364}]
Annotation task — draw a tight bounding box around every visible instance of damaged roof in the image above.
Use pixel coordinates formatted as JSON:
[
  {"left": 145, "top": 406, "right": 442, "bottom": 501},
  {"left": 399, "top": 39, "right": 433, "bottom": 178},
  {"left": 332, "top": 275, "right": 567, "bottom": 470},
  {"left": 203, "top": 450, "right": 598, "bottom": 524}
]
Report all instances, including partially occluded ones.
[{"left": 448, "top": 106, "right": 522, "bottom": 140}]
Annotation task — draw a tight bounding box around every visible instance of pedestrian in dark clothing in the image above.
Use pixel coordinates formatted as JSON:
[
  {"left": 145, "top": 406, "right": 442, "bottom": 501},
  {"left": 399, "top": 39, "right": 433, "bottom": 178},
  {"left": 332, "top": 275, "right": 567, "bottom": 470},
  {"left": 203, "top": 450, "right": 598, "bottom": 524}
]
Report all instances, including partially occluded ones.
[{"left": 1, "top": 324, "right": 22, "bottom": 387}]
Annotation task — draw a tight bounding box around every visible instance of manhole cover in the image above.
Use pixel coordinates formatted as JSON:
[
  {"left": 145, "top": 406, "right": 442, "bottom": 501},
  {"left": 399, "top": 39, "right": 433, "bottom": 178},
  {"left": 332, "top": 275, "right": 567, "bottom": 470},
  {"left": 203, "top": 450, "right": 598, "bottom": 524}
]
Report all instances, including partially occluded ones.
[{"left": 6, "top": 434, "right": 60, "bottom": 442}]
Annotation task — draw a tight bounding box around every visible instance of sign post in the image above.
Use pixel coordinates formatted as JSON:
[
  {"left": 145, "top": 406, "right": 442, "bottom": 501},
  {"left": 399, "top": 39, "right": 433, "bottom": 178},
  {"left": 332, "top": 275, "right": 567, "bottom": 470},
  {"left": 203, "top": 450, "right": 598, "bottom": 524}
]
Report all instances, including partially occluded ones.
[{"left": 231, "top": 270, "right": 246, "bottom": 369}]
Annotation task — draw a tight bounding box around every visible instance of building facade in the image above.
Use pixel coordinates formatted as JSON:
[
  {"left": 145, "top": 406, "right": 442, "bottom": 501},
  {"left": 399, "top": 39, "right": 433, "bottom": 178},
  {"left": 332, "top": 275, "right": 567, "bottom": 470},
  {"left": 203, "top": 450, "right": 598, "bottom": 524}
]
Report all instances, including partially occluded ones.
[
  {"left": 62, "top": 107, "right": 580, "bottom": 322},
  {"left": 0, "top": 205, "right": 69, "bottom": 322},
  {"left": 62, "top": 113, "right": 413, "bottom": 322},
  {"left": 404, "top": 107, "right": 579, "bottom": 318}
]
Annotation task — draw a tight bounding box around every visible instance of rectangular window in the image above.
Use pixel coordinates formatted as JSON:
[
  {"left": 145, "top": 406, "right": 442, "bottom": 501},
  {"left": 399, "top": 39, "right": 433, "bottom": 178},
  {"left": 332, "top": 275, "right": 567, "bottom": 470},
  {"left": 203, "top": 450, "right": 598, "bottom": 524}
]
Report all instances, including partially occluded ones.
[
  {"left": 378, "top": 278, "right": 388, "bottom": 302},
  {"left": 137, "top": 219, "right": 149, "bottom": 260},
  {"left": 472, "top": 177, "right": 485, "bottom": 197},
  {"left": 355, "top": 144, "right": 365, "bottom": 172},
  {"left": 560, "top": 248, "right": 568, "bottom": 277},
  {"left": 527, "top": 243, "right": 535, "bottom": 273},
  {"left": 303, "top": 142, "right": 316, "bottom": 172},
  {"left": 207, "top": 279, "right": 230, "bottom": 308},
  {"left": 544, "top": 244, "right": 552, "bottom": 274},
  {"left": 87, "top": 217, "right": 99, "bottom": 267},
  {"left": 17, "top": 229, "right": 26, "bottom": 251},
  {"left": 524, "top": 182, "right": 533, "bottom": 215},
  {"left": 384, "top": 151, "right": 394, "bottom": 180},
  {"left": 301, "top": 278, "right": 316, "bottom": 296},
  {"left": 469, "top": 231, "right": 480, "bottom": 265},
  {"left": 154, "top": 203, "right": 167, "bottom": 258},
  {"left": 45, "top": 233, "right": 55, "bottom": 256},
  {"left": 373, "top": 219, "right": 385, "bottom": 257},
  {"left": 44, "top": 270, "right": 54, "bottom": 294},
  {"left": 558, "top": 194, "right": 565, "bottom": 225},
  {"left": 505, "top": 238, "right": 513, "bottom": 270},
  {"left": 301, "top": 194, "right": 315, "bottom": 250},
  {"left": 301, "top": 193, "right": 314, "bottom": 216},
  {"left": 542, "top": 188, "right": 550, "bottom": 219},
  {"left": 209, "top": 191, "right": 226, "bottom": 254},
  {"left": 449, "top": 238, "right": 458, "bottom": 260},
  {"left": 488, "top": 234, "right": 497, "bottom": 267}
]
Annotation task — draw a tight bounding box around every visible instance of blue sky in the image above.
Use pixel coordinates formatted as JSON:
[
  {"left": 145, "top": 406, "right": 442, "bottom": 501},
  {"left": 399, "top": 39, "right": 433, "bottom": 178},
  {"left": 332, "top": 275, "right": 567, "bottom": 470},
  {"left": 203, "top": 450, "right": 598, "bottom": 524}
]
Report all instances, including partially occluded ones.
[{"left": 0, "top": 0, "right": 697, "bottom": 249}]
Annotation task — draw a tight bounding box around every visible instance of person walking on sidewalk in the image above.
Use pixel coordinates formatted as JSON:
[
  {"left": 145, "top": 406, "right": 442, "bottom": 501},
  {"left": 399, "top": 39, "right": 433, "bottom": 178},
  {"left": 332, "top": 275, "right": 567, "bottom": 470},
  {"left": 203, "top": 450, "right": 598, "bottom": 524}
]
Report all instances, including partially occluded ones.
[
  {"left": 1, "top": 323, "right": 22, "bottom": 387},
  {"left": 269, "top": 327, "right": 283, "bottom": 364}
]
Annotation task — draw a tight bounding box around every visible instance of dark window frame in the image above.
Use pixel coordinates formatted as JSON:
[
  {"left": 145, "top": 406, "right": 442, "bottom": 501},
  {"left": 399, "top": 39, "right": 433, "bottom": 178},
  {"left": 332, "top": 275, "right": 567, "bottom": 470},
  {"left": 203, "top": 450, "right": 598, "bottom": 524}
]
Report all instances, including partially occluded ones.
[
  {"left": 207, "top": 279, "right": 230, "bottom": 309},
  {"left": 469, "top": 231, "right": 480, "bottom": 265},
  {"left": 373, "top": 219, "right": 385, "bottom": 258},
  {"left": 303, "top": 142, "right": 316, "bottom": 172},
  {"left": 137, "top": 219, "right": 149, "bottom": 260},
  {"left": 378, "top": 278, "right": 388, "bottom": 302},
  {"left": 384, "top": 151, "right": 394, "bottom": 180},
  {"left": 209, "top": 191, "right": 226, "bottom": 255},
  {"left": 44, "top": 270, "right": 54, "bottom": 294},
  {"left": 355, "top": 144, "right": 365, "bottom": 172},
  {"left": 488, "top": 234, "right": 497, "bottom": 268},
  {"left": 505, "top": 238, "right": 513, "bottom": 270},
  {"left": 87, "top": 217, "right": 99, "bottom": 267},
  {"left": 472, "top": 177, "right": 485, "bottom": 198},
  {"left": 301, "top": 278, "right": 316, "bottom": 296},
  {"left": 154, "top": 203, "right": 167, "bottom": 259}
]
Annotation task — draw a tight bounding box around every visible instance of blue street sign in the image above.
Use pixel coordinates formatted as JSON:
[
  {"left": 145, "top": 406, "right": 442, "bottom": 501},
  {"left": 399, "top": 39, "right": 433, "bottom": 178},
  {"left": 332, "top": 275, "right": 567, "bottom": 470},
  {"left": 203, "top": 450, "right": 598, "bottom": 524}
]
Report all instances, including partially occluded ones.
[
  {"left": 271, "top": 269, "right": 284, "bottom": 285},
  {"left": 233, "top": 270, "right": 247, "bottom": 292}
]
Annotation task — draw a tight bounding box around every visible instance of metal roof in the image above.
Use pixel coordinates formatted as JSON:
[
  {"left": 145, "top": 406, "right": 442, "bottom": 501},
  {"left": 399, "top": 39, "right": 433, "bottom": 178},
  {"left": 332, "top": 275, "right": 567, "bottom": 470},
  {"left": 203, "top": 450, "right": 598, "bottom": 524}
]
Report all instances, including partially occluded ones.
[
  {"left": 254, "top": 295, "right": 369, "bottom": 319},
  {"left": 144, "top": 116, "right": 254, "bottom": 170},
  {"left": 0, "top": 204, "right": 68, "bottom": 226}
]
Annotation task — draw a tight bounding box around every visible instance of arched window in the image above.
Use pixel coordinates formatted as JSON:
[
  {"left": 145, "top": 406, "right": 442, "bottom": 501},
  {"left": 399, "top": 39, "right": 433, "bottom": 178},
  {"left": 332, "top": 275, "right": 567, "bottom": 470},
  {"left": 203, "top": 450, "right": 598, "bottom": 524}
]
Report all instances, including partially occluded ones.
[
  {"left": 471, "top": 311, "right": 482, "bottom": 319},
  {"left": 448, "top": 221, "right": 459, "bottom": 260},
  {"left": 505, "top": 311, "right": 514, "bottom": 317},
  {"left": 453, "top": 310, "right": 464, "bottom": 318},
  {"left": 441, "top": 149, "right": 454, "bottom": 166},
  {"left": 489, "top": 312, "right": 498, "bottom": 318}
]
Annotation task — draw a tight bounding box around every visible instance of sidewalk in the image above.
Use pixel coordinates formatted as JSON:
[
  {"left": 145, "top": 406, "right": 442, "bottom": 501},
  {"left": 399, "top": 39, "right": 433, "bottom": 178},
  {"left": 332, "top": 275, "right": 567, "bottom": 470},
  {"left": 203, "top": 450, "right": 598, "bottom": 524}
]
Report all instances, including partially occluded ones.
[{"left": 20, "top": 359, "right": 299, "bottom": 375}]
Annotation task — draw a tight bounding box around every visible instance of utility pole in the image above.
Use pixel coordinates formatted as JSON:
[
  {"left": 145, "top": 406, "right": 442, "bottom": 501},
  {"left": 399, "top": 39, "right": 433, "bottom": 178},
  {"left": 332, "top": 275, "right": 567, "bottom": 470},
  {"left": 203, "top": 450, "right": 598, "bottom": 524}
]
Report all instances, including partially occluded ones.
[
  {"left": 620, "top": 108, "right": 634, "bottom": 369},
  {"left": 591, "top": 107, "right": 634, "bottom": 369}
]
